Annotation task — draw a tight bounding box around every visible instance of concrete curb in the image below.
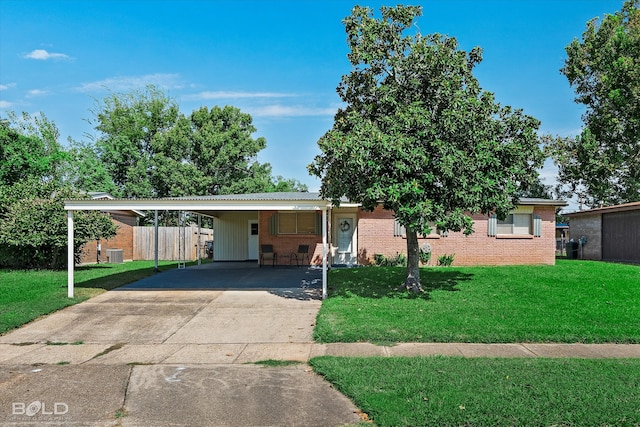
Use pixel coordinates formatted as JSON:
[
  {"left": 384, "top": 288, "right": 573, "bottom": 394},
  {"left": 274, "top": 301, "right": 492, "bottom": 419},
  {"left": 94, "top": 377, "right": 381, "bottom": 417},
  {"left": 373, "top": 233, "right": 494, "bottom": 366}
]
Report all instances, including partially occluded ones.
[{"left": 2, "top": 342, "right": 639, "bottom": 365}]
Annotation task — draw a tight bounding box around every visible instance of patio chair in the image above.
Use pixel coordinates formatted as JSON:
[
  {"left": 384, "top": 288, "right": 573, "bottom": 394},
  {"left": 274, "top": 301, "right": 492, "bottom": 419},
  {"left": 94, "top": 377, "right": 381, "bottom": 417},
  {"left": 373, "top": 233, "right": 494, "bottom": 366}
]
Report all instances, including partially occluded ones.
[
  {"left": 260, "top": 244, "right": 277, "bottom": 267},
  {"left": 290, "top": 244, "right": 310, "bottom": 266}
]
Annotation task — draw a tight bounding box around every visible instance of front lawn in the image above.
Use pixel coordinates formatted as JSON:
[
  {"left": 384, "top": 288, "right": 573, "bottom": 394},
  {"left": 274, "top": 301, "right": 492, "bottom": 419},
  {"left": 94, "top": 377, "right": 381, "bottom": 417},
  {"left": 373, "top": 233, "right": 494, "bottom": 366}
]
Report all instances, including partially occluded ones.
[
  {"left": 315, "top": 260, "right": 640, "bottom": 343},
  {"left": 310, "top": 356, "right": 640, "bottom": 426},
  {"left": 0, "top": 260, "right": 195, "bottom": 334}
]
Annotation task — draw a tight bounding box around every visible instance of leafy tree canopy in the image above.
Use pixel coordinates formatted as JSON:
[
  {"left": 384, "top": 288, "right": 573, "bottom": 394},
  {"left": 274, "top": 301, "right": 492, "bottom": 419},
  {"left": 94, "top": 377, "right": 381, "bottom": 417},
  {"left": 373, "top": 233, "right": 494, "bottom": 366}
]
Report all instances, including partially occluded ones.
[
  {"left": 549, "top": 0, "right": 639, "bottom": 207},
  {"left": 0, "top": 114, "right": 117, "bottom": 269},
  {"left": 0, "top": 112, "right": 67, "bottom": 186},
  {"left": 309, "top": 5, "right": 544, "bottom": 292},
  {"left": 91, "top": 85, "right": 295, "bottom": 200}
]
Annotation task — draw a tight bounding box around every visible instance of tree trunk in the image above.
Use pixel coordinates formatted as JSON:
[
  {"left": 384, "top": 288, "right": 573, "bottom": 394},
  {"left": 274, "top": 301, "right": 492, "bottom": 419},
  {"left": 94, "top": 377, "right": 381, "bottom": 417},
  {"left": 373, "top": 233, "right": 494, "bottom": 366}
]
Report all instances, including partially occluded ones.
[{"left": 403, "top": 228, "right": 423, "bottom": 293}]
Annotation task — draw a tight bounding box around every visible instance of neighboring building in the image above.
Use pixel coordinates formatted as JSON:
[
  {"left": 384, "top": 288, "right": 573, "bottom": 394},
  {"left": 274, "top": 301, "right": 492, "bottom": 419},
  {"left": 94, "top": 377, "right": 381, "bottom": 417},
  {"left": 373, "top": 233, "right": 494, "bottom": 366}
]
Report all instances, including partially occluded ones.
[
  {"left": 566, "top": 202, "right": 640, "bottom": 263},
  {"left": 79, "top": 192, "right": 144, "bottom": 264}
]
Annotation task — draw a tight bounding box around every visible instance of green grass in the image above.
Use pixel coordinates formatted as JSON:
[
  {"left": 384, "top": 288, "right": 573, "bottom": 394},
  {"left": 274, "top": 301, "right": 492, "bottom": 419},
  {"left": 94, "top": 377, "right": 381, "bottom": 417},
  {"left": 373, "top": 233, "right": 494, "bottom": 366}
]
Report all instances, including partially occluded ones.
[
  {"left": 0, "top": 260, "right": 204, "bottom": 334},
  {"left": 310, "top": 356, "right": 640, "bottom": 426},
  {"left": 251, "top": 359, "right": 302, "bottom": 367},
  {"left": 315, "top": 260, "right": 640, "bottom": 343}
]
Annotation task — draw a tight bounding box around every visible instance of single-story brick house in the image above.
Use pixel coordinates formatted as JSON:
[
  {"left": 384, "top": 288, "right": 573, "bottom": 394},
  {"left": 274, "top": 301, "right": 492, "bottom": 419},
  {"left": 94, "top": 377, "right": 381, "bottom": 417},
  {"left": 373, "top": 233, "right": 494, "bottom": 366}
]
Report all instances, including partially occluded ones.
[
  {"left": 65, "top": 192, "right": 566, "bottom": 298},
  {"left": 566, "top": 201, "right": 640, "bottom": 263},
  {"left": 207, "top": 193, "right": 565, "bottom": 267}
]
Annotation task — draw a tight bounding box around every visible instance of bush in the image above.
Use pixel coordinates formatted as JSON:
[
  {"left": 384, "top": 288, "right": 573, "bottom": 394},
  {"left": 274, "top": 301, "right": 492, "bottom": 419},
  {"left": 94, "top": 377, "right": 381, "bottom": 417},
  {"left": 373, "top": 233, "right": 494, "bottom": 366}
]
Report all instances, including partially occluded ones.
[
  {"left": 373, "top": 252, "right": 407, "bottom": 267},
  {"left": 437, "top": 253, "right": 455, "bottom": 266},
  {"left": 0, "top": 181, "right": 117, "bottom": 269}
]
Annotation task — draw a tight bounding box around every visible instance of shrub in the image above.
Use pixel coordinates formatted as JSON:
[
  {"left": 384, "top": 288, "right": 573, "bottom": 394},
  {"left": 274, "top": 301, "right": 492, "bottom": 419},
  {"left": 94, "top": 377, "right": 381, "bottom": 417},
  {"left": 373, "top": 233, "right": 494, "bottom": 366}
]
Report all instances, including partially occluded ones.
[
  {"left": 437, "top": 253, "right": 455, "bottom": 266},
  {"left": 374, "top": 252, "right": 407, "bottom": 267}
]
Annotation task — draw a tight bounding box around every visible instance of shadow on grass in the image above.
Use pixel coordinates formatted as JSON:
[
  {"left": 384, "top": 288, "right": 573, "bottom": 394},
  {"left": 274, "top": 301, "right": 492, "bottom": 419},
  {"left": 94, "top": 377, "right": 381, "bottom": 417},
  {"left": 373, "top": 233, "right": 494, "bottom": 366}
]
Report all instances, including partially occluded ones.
[{"left": 327, "top": 267, "right": 474, "bottom": 300}]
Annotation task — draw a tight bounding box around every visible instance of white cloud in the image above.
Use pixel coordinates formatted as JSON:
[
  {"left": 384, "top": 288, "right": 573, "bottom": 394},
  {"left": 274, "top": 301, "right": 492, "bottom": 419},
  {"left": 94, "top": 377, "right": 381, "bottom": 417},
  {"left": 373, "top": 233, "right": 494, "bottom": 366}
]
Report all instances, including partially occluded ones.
[
  {"left": 24, "top": 49, "right": 71, "bottom": 61},
  {"left": 0, "top": 100, "right": 13, "bottom": 108},
  {"left": 76, "top": 73, "right": 183, "bottom": 92},
  {"left": 250, "top": 104, "right": 337, "bottom": 117},
  {"left": 26, "top": 89, "right": 49, "bottom": 97},
  {"left": 185, "top": 91, "right": 297, "bottom": 100},
  {"left": 0, "top": 83, "right": 16, "bottom": 91}
]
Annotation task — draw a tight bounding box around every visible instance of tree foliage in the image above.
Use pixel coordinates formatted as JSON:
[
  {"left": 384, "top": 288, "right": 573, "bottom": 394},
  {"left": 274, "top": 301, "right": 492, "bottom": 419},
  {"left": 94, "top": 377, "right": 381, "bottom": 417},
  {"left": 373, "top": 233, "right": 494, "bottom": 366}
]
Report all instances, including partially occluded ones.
[
  {"left": 0, "top": 112, "right": 67, "bottom": 186},
  {"left": 0, "top": 113, "right": 117, "bottom": 269},
  {"left": 64, "top": 139, "right": 120, "bottom": 196},
  {"left": 549, "top": 0, "right": 639, "bottom": 207},
  {"left": 91, "top": 85, "right": 290, "bottom": 199},
  {"left": 308, "top": 5, "right": 544, "bottom": 292}
]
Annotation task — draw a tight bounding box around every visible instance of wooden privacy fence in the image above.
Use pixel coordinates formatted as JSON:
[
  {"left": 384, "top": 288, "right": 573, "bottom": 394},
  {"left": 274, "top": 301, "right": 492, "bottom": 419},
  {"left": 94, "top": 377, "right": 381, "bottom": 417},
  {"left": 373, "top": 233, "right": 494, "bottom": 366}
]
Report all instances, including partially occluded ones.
[{"left": 133, "top": 226, "right": 213, "bottom": 261}]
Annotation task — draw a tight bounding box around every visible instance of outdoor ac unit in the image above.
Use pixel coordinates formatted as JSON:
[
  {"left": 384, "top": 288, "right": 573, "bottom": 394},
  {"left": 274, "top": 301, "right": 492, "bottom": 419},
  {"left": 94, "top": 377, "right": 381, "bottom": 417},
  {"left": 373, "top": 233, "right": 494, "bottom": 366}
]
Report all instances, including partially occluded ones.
[{"left": 106, "top": 249, "right": 124, "bottom": 263}]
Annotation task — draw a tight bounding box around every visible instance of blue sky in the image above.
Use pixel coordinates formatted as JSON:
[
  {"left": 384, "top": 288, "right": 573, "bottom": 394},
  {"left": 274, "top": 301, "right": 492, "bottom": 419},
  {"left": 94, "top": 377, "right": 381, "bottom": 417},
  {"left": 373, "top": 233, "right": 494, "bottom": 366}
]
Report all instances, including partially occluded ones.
[{"left": 0, "top": 0, "right": 624, "bottom": 210}]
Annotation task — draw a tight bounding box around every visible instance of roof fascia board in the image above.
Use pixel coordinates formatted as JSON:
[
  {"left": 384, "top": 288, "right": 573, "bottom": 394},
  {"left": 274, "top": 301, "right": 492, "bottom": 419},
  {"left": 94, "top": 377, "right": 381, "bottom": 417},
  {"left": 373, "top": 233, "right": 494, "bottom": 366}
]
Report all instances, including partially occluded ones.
[
  {"left": 518, "top": 199, "right": 568, "bottom": 207},
  {"left": 566, "top": 203, "right": 640, "bottom": 216},
  {"left": 65, "top": 199, "right": 331, "bottom": 211}
]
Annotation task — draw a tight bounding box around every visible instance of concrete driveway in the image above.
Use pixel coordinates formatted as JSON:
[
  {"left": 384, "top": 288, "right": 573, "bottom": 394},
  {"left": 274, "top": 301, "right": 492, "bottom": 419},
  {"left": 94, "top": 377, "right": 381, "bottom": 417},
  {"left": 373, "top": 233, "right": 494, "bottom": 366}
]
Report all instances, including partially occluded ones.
[{"left": 0, "top": 264, "right": 362, "bottom": 426}]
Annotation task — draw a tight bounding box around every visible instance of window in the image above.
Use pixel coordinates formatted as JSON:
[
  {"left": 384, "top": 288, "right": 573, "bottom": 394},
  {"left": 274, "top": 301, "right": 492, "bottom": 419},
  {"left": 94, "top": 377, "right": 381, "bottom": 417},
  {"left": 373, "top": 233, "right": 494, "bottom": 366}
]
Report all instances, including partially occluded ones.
[
  {"left": 488, "top": 206, "right": 542, "bottom": 237},
  {"left": 274, "top": 212, "right": 319, "bottom": 235},
  {"left": 497, "top": 214, "right": 532, "bottom": 235}
]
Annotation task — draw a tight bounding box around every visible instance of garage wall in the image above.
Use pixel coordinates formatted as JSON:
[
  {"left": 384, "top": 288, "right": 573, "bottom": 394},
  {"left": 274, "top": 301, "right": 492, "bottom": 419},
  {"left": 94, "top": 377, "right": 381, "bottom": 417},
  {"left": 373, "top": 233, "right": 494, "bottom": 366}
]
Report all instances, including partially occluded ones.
[
  {"left": 602, "top": 210, "right": 640, "bottom": 263},
  {"left": 213, "top": 211, "right": 258, "bottom": 261},
  {"left": 569, "top": 213, "right": 602, "bottom": 260}
]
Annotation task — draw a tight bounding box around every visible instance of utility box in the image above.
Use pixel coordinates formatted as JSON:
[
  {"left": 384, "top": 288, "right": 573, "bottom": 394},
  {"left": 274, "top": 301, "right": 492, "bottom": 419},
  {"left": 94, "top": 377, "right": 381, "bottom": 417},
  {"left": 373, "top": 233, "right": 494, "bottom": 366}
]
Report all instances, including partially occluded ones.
[
  {"left": 106, "top": 249, "right": 124, "bottom": 263},
  {"left": 566, "top": 242, "right": 579, "bottom": 260}
]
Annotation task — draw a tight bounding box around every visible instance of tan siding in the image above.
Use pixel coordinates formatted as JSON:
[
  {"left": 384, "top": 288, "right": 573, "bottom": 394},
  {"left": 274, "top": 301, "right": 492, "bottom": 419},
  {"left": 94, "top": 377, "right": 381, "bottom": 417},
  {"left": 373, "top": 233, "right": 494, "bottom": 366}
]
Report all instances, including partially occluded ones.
[{"left": 213, "top": 211, "right": 258, "bottom": 261}]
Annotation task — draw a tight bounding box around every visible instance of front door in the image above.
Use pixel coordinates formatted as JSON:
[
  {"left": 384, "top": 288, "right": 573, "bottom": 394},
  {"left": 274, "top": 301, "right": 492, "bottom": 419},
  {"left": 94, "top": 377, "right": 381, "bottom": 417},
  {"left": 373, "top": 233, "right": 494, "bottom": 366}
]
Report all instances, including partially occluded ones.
[
  {"left": 248, "top": 220, "right": 259, "bottom": 260},
  {"left": 334, "top": 215, "right": 357, "bottom": 265}
]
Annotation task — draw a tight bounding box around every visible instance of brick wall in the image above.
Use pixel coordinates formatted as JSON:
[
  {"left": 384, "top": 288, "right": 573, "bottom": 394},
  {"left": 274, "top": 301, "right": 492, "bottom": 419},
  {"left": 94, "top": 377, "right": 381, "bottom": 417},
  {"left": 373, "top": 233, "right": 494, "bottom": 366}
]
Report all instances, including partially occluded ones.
[
  {"left": 80, "top": 212, "right": 137, "bottom": 264},
  {"left": 358, "top": 205, "right": 557, "bottom": 266},
  {"left": 258, "top": 211, "right": 324, "bottom": 265},
  {"left": 568, "top": 213, "right": 602, "bottom": 260}
]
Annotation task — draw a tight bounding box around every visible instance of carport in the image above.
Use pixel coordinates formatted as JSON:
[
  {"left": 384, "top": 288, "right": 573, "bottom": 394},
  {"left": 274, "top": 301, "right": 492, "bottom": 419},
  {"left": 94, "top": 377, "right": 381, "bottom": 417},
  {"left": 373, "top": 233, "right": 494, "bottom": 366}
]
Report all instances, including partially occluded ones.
[{"left": 64, "top": 193, "right": 331, "bottom": 299}]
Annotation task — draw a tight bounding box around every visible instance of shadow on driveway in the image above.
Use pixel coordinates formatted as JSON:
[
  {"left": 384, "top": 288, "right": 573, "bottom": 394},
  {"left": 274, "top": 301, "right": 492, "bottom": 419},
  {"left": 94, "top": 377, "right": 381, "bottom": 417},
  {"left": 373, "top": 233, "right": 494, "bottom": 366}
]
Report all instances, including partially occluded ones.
[{"left": 116, "top": 262, "right": 323, "bottom": 300}]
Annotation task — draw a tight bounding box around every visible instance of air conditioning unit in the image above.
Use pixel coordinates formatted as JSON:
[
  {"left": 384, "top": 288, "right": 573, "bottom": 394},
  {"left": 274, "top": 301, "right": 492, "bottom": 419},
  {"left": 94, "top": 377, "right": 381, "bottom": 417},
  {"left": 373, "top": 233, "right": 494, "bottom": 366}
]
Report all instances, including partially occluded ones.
[{"left": 106, "top": 249, "right": 124, "bottom": 263}]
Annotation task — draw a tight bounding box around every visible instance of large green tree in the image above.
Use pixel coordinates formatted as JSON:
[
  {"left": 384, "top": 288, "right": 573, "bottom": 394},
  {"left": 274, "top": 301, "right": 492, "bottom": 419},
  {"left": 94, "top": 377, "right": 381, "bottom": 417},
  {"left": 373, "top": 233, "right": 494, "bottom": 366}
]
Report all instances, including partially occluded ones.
[
  {"left": 550, "top": 0, "right": 639, "bottom": 207},
  {"left": 92, "top": 85, "right": 181, "bottom": 198},
  {"left": 64, "top": 140, "right": 120, "bottom": 196},
  {"left": 91, "top": 86, "right": 297, "bottom": 200},
  {"left": 0, "top": 112, "right": 67, "bottom": 185},
  {"left": 308, "top": 5, "right": 544, "bottom": 292},
  {"left": 0, "top": 113, "right": 117, "bottom": 269}
]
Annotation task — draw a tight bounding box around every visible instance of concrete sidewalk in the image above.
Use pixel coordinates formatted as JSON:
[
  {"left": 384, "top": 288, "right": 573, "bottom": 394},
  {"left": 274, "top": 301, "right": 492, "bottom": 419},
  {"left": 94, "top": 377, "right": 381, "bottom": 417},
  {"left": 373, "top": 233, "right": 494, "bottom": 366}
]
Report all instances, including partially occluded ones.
[{"left": 1, "top": 288, "right": 639, "bottom": 426}]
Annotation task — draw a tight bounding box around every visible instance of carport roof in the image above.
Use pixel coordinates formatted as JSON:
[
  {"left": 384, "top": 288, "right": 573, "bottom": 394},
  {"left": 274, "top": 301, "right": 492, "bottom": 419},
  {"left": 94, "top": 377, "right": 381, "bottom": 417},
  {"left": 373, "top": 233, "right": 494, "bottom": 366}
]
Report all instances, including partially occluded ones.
[{"left": 64, "top": 192, "right": 353, "bottom": 212}]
